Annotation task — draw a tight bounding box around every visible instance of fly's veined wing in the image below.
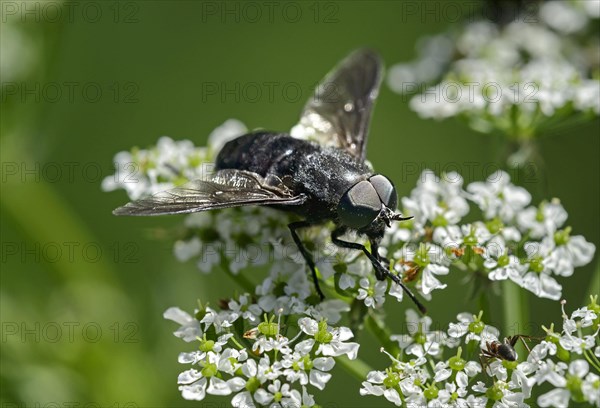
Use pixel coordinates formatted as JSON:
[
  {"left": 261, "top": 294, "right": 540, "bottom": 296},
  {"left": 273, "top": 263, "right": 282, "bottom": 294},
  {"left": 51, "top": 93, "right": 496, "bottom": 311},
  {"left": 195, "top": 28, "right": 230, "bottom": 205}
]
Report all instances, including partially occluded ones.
[
  {"left": 113, "top": 169, "right": 306, "bottom": 216},
  {"left": 293, "top": 49, "right": 383, "bottom": 161}
]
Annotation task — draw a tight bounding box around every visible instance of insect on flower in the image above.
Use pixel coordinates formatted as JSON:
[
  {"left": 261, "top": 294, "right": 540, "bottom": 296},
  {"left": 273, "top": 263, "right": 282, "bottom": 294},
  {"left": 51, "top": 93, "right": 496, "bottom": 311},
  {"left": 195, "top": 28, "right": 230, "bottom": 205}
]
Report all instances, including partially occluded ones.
[
  {"left": 479, "top": 334, "right": 538, "bottom": 373},
  {"left": 113, "top": 49, "right": 426, "bottom": 313}
]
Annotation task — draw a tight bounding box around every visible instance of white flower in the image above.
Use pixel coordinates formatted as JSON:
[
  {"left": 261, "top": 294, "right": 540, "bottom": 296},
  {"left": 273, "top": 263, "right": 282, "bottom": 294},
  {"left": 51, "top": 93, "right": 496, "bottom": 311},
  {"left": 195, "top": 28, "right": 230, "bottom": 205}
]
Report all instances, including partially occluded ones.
[
  {"left": 217, "top": 347, "right": 247, "bottom": 375},
  {"left": 387, "top": 34, "right": 453, "bottom": 92},
  {"left": 545, "top": 234, "right": 596, "bottom": 276},
  {"left": 471, "top": 378, "right": 530, "bottom": 407},
  {"left": 432, "top": 224, "right": 465, "bottom": 248},
  {"left": 387, "top": 281, "right": 405, "bottom": 303},
  {"left": 281, "top": 347, "right": 335, "bottom": 390},
  {"left": 396, "top": 244, "right": 450, "bottom": 298},
  {"left": 178, "top": 373, "right": 211, "bottom": 401},
  {"left": 178, "top": 333, "right": 234, "bottom": 365},
  {"left": 534, "top": 359, "right": 568, "bottom": 387},
  {"left": 421, "top": 262, "right": 450, "bottom": 296},
  {"left": 184, "top": 212, "right": 214, "bottom": 229},
  {"left": 357, "top": 278, "right": 387, "bottom": 308},
  {"left": 177, "top": 351, "right": 240, "bottom": 401},
  {"left": 391, "top": 309, "right": 445, "bottom": 359},
  {"left": 467, "top": 171, "right": 531, "bottom": 222},
  {"left": 582, "top": 371, "right": 600, "bottom": 407},
  {"left": 447, "top": 312, "right": 499, "bottom": 348},
  {"left": 516, "top": 200, "right": 568, "bottom": 239},
  {"left": 306, "top": 299, "right": 349, "bottom": 325},
  {"left": 230, "top": 356, "right": 277, "bottom": 407},
  {"left": 437, "top": 371, "right": 469, "bottom": 406},
  {"left": 104, "top": 136, "right": 211, "bottom": 200},
  {"left": 486, "top": 359, "right": 509, "bottom": 381},
  {"left": 256, "top": 335, "right": 292, "bottom": 355},
  {"left": 511, "top": 363, "right": 536, "bottom": 399},
  {"left": 298, "top": 317, "right": 359, "bottom": 359},
  {"left": 519, "top": 270, "right": 563, "bottom": 300},
  {"left": 360, "top": 370, "right": 403, "bottom": 406},
  {"left": 559, "top": 333, "right": 597, "bottom": 355},
  {"left": 164, "top": 307, "right": 202, "bottom": 342},
  {"left": 228, "top": 293, "right": 262, "bottom": 324},
  {"left": 540, "top": 1, "right": 589, "bottom": 34},
  {"left": 559, "top": 318, "right": 599, "bottom": 354},
  {"left": 442, "top": 358, "right": 481, "bottom": 380},
  {"left": 519, "top": 242, "right": 564, "bottom": 299},
  {"left": 301, "top": 386, "right": 317, "bottom": 407},
  {"left": 254, "top": 379, "right": 301, "bottom": 407},
  {"left": 565, "top": 306, "right": 598, "bottom": 332},
  {"left": 409, "top": 82, "right": 465, "bottom": 120},
  {"left": 486, "top": 257, "right": 525, "bottom": 282},
  {"left": 401, "top": 170, "right": 469, "bottom": 227},
  {"left": 538, "top": 360, "right": 591, "bottom": 407},
  {"left": 173, "top": 237, "right": 202, "bottom": 262},
  {"left": 388, "top": 1, "right": 599, "bottom": 141},
  {"left": 101, "top": 150, "right": 149, "bottom": 199},
  {"left": 200, "top": 307, "right": 235, "bottom": 333},
  {"left": 334, "top": 256, "right": 369, "bottom": 292},
  {"left": 196, "top": 245, "right": 221, "bottom": 274},
  {"left": 255, "top": 264, "right": 312, "bottom": 315},
  {"left": 525, "top": 341, "right": 557, "bottom": 365},
  {"left": 231, "top": 391, "right": 255, "bottom": 408},
  {"left": 575, "top": 80, "right": 600, "bottom": 114}
]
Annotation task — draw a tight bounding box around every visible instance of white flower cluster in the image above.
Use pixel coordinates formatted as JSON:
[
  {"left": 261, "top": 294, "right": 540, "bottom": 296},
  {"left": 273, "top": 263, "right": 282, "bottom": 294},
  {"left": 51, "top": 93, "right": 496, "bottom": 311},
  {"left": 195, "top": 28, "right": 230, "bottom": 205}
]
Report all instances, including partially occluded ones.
[
  {"left": 388, "top": 1, "right": 600, "bottom": 136},
  {"left": 104, "top": 123, "right": 595, "bottom": 308},
  {"left": 384, "top": 169, "right": 595, "bottom": 301},
  {"left": 102, "top": 119, "right": 247, "bottom": 200},
  {"left": 362, "top": 298, "right": 600, "bottom": 407},
  {"left": 514, "top": 298, "right": 600, "bottom": 408},
  {"left": 164, "top": 303, "right": 359, "bottom": 406},
  {"left": 104, "top": 120, "right": 598, "bottom": 405}
]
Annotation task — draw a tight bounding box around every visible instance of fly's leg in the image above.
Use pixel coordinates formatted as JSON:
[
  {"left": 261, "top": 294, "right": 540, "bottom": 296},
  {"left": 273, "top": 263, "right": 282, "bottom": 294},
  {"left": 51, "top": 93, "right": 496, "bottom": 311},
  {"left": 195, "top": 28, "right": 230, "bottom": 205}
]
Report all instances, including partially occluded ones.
[
  {"left": 370, "top": 240, "right": 389, "bottom": 280},
  {"left": 288, "top": 221, "right": 325, "bottom": 300},
  {"left": 331, "top": 227, "right": 427, "bottom": 314}
]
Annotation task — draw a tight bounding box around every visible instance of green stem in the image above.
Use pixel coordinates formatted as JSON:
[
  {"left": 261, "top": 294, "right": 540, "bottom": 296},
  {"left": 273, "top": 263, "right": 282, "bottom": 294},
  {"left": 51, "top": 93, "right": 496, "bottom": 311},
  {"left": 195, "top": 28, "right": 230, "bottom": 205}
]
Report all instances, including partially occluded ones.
[
  {"left": 365, "top": 313, "right": 400, "bottom": 356},
  {"left": 478, "top": 291, "right": 490, "bottom": 325},
  {"left": 502, "top": 280, "right": 528, "bottom": 336},
  {"left": 336, "top": 355, "right": 373, "bottom": 382},
  {"left": 229, "top": 336, "right": 246, "bottom": 350},
  {"left": 584, "top": 350, "right": 600, "bottom": 373},
  {"left": 585, "top": 260, "right": 600, "bottom": 304},
  {"left": 590, "top": 348, "right": 600, "bottom": 367}
]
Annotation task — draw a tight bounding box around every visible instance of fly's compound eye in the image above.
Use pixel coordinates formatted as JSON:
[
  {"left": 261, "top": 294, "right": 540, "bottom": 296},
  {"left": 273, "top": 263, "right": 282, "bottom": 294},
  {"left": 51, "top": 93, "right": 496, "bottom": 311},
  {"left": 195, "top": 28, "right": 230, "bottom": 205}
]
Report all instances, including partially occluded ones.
[
  {"left": 369, "top": 174, "right": 398, "bottom": 210},
  {"left": 337, "top": 180, "right": 381, "bottom": 229}
]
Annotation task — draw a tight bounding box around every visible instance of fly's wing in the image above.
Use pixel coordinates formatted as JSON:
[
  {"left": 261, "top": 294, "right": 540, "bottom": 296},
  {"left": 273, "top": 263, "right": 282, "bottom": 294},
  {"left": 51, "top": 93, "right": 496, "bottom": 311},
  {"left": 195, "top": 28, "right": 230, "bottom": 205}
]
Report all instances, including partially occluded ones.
[
  {"left": 293, "top": 49, "right": 383, "bottom": 161},
  {"left": 113, "top": 169, "right": 306, "bottom": 216}
]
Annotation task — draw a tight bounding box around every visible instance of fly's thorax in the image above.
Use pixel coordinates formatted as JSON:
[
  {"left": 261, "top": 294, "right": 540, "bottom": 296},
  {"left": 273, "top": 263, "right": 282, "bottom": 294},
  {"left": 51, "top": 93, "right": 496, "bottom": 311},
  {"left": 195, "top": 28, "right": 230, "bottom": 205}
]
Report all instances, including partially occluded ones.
[{"left": 336, "top": 174, "right": 398, "bottom": 230}]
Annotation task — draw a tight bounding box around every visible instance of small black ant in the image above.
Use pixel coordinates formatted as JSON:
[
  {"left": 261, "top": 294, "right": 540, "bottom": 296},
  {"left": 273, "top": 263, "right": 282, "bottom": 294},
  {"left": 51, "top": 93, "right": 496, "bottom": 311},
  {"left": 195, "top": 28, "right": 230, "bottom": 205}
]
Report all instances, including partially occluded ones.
[{"left": 479, "top": 335, "right": 538, "bottom": 374}]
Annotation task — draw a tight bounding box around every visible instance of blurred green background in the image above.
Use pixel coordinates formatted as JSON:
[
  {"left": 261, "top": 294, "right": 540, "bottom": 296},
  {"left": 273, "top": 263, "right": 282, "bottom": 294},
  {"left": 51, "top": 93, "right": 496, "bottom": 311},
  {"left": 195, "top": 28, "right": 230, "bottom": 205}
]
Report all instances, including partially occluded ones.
[{"left": 1, "top": 1, "right": 598, "bottom": 407}]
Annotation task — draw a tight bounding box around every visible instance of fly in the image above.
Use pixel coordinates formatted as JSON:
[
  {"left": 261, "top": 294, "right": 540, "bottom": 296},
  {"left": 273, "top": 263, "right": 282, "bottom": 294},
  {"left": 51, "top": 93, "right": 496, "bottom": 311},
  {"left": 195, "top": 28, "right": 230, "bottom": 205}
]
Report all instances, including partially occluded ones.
[{"left": 113, "top": 49, "right": 426, "bottom": 313}]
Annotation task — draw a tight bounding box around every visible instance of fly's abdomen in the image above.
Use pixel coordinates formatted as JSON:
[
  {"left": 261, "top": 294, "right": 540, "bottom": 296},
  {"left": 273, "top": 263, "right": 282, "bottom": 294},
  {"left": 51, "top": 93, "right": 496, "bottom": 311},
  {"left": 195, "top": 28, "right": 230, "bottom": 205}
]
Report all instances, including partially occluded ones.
[{"left": 215, "top": 131, "right": 318, "bottom": 177}]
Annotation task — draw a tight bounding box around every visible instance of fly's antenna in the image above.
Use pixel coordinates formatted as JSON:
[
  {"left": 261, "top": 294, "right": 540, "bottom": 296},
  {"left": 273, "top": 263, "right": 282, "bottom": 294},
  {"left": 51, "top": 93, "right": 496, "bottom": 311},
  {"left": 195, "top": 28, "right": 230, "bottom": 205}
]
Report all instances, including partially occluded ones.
[
  {"left": 391, "top": 213, "right": 413, "bottom": 222},
  {"left": 380, "top": 207, "right": 413, "bottom": 227}
]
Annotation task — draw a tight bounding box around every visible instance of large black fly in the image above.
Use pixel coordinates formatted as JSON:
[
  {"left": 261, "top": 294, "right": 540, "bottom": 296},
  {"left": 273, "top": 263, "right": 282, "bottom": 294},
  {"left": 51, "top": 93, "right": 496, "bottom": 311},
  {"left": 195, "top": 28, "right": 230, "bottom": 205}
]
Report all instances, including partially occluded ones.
[{"left": 113, "top": 49, "right": 426, "bottom": 313}]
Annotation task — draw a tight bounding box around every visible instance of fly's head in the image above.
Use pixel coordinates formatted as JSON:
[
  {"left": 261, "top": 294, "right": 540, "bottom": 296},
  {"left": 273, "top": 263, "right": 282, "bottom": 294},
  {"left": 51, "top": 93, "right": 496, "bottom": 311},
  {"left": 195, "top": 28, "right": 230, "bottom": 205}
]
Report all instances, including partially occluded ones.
[{"left": 337, "top": 174, "right": 412, "bottom": 237}]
